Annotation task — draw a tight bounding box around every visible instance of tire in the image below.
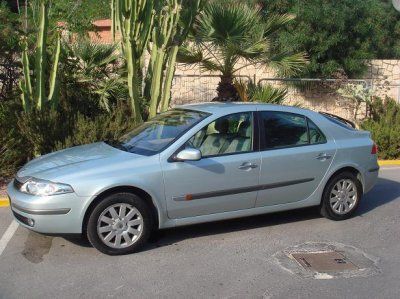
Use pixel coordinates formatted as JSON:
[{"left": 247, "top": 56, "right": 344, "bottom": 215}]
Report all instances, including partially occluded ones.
[
  {"left": 86, "top": 192, "right": 153, "bottom": 255},
  {"left": 320, "top": 171, "right": 363, "bottom": 221}
]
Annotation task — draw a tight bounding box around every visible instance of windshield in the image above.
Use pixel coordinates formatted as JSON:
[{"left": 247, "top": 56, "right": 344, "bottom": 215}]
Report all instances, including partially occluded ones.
[{"left": 108, "top": 109, "right": 209, "bottom": 156}]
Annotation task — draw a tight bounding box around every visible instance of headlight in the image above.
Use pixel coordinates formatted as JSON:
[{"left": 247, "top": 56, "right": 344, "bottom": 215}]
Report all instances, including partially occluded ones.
[{"left": 20, "top": 178, "right": 74, "bottom": 196}]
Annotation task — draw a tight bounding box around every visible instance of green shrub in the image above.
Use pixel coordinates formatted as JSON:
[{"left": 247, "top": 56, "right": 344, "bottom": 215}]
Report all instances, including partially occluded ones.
[
  {"left": 0, "top": 101, "right": 27, "bottom": 177},
  {"left": 0, "top": 101, "right": 137, "bottom": 178},
  {"left": 55, "top": 104, "right": 137, "bottom": 150},
  {"left": 361, "top": 98, "right": 400, "bottom": 160}
]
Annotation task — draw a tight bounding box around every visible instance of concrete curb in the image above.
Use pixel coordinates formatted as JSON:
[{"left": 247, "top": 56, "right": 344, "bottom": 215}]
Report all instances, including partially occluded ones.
[{"left": 378, "top": 160, "right": 400, "bottom": 166}]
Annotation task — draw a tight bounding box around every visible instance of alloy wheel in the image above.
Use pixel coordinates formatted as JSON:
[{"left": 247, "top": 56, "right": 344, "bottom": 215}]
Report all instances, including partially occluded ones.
[
  {"left": 97, "top": 203, "right": 144, "bottom": 249},
  {"left": 329, "top": 179, "right": 358, "bottom": 215}
]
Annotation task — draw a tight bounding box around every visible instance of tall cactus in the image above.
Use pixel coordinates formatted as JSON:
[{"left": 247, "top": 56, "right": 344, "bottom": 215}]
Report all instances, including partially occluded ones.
[
  {"left": 146, "top": 0, "right": 203, "bottom": 117},
  {"left": 19, "top": 0, "right": 61, "bottom": 112},
  {"left": 112, "top": 0, "right": 155, "bottom": 122},
  {"left": 147, "top": 0, "right": 181, "bottom": 118},
  {"left": 160, "top": 0, "right": 203, "bottom": 112}
]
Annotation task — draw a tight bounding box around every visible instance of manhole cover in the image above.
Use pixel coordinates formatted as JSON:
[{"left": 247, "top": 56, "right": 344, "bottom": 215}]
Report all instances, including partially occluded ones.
[
  {"left": 292, "top": 251, "right": 358, "bottom": 272},
  {"left": 273, "top": 242, "right": 381, "bottom": 279}
]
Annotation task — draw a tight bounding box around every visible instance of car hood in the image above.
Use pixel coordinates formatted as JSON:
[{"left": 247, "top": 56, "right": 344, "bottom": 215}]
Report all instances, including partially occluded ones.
[{"left": 17, "top": 142, "right": 134, "bottom": 179}]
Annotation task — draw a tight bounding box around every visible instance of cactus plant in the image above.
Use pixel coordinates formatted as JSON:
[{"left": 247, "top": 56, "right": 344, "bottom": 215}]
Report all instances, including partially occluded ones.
[
  {"left": 146, "top": 0, "right": 203, "bottom": 117},
  {"left": 159, "top": 0, "right": 203, "bottom": 112},
  {"left": 19, "top": 0, "right": 61, "bottom": 112},
  {"left": 111, "top": 0, "right": 156, "bottom": 122},
  {"left": 147, "top": 0, "right": 181, "bottom": 118}
]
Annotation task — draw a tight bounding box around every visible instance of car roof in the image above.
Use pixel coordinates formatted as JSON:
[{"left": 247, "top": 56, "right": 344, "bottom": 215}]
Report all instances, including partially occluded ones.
[{"left": 177, "top": 102, "right": 316, "bottom": 116}]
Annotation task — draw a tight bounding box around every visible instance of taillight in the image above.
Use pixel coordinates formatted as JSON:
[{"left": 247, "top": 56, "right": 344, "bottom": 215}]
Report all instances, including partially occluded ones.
[{"left": 371, "top": 143, "right": 378, "bottom": 155}]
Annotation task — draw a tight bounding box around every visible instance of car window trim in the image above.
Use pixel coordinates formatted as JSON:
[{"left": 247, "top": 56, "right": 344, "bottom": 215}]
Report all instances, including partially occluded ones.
[{"left": 257, "top": 110, "right": 327, "bottom": 152}]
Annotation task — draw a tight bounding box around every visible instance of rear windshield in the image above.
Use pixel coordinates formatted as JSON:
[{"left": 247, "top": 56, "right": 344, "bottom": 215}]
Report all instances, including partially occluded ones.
[{"left": 321, "top": 114, "right": 355, "bottom": 130}]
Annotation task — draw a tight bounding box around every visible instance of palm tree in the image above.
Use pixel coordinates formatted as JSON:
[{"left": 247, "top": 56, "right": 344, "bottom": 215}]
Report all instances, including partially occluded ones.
[
  {"left": 178, "top": 2, "right": 308, "bottom": 101},
  {"left": 62, "top": 40, "right": 126, "bottom": 112},
  {"left": 234, "top": 79, "right": 287, "bottom": 104}
]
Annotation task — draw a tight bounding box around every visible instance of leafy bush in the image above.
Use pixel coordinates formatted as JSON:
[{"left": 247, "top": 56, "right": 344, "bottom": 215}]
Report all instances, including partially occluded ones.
[
  {"left": 0, "top": 99, "right": 136, "bottom": 178},
  {"left": 0, "top": 101, "right": 27, "bottom": 177},
  {"left": 0, "top": 3, "right": 20, "bottom": 103},
  {"left": 361, "top": 98, "right": 400, "bottom": 160},
  {"left": 256, "top": 0, "right": 400, "bottom": 77},
  {"left": 55, "top": 104, "right": 136, "bottom": 150}
]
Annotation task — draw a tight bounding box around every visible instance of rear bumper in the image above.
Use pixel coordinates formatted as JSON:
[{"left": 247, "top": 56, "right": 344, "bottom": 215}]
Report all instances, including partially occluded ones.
[
  {"left": 7, "top": 181, "right": 90, "bottom": 234},
  {"left": 363, "top": 166, "right": 379, "bottom": 193}
]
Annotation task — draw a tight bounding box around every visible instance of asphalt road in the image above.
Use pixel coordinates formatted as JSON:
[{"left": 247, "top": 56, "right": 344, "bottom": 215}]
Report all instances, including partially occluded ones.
[{"left": 0, "top": 167, "right": 400, "bottom": 299}]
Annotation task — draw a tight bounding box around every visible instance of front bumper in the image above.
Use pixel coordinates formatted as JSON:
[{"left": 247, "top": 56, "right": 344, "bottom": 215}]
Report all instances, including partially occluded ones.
[{"left": 7, "top": 181, "right": 91, "bottom": 234}]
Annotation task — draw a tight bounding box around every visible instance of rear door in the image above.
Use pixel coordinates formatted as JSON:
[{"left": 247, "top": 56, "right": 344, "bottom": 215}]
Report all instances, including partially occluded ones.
[{"left": 255, "top": 110, "right": 336, "bottom": 207}]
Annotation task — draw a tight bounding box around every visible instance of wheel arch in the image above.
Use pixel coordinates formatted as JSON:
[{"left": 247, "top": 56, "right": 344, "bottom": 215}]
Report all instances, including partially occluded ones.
[
  {"left": 82, "top": 185, "right": 160, "bottom": 234},
  {"left": 324, "top": 165, "right": 364, "bottom": 196}
]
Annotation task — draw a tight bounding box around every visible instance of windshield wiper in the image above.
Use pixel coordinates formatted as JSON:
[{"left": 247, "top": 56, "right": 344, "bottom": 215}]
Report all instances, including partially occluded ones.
[{"left": 104, "top": 139, "right": 128, "bottom": 152}]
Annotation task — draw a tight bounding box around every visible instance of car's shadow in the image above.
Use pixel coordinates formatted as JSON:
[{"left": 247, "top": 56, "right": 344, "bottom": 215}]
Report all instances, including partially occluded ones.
[
  {"left": 63, "top": 177, "right": 400, "bottom": 252},
  {"left": 356, "top": 177, "right": 400, "bottom": 214}
]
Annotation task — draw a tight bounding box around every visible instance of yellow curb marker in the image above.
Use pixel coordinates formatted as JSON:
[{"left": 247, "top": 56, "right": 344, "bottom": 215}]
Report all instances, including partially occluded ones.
[
  {"left": 0, "top": 198, "right": 10, "bottom": 208},
  {"left": 378, "top": 160, "right": 400, "bottom": 166}
]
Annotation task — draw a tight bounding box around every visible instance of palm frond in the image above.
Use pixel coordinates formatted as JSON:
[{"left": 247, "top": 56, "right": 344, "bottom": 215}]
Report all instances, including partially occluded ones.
[
  {"left": 263, "top": 13, "right": 295, "bottom": 36},
  {"left": 249, "top": 83, "right": 288, "bottom": 104},
  {"left": 196, "top": 2, "right": 262, "bottom": 46},
  {"left": 233, "top": 79, "right": 249, "bottom": 102},
  {"left": 200, "top": 58, "right": 222, "bottom": 73},
  {"left": 234, "top": 79, "right": 289, "bottom": 105},
  {"left": 268, "top": 52, "right": 308, "bottom": 77},
  {"left": 177, "top": 44, "right": 203, "bottom": 64},
  {"left": 71, "top": 41, "right": 119, "bottom": 69}
]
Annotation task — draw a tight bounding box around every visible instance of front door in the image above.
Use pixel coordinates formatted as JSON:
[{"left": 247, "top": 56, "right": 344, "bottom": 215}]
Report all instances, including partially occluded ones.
[
  {"left": 161, "top": 112, "right": 261, "bottom": 219},
  {"left": 256, "top": 111, "right": 336, "bottom": 207}
]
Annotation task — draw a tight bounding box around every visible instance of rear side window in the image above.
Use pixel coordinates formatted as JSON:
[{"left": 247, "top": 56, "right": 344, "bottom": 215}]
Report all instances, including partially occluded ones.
[
  {"left": 308, "top": 119, "right": 327, "bottom": 144},
  {"left": 260, "top": 111, "right": 327, "bottom": 150},
  {"left": 260, "top": 111, "right": 308, "bottom": 149}
]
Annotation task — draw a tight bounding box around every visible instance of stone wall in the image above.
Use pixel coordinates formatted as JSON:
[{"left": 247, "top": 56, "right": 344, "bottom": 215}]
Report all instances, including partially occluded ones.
[
  {"left": 365, "top": 60, "right": 400, "bottom": 102},
  {"left": 171, "top": 60, "right": 400, "bottom": 122}
]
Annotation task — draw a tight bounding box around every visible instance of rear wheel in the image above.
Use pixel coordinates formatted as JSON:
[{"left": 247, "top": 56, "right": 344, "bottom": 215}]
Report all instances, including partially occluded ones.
[
  {"left": 87, "top": 193, "right": 153, "bottom": 255},
  {"left": 320, "top": 171, "right": 362, "bottom": 220}
]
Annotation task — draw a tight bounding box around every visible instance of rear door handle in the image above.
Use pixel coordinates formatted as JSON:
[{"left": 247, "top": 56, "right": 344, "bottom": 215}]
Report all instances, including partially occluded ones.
[
  {"left": 238, "top": 162, "right": 258, "bottom": 170},
  {"left": 316, "top": 153, "right": 332, "bottom": 161}
]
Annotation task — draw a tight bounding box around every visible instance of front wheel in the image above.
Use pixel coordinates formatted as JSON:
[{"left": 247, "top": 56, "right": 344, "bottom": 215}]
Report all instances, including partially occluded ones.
[
  {"left": 86, "top": 193, "right": 153, "bottom": 255},
  {"left": 320, "top": 172, "right": 362, "bottom": 221}
]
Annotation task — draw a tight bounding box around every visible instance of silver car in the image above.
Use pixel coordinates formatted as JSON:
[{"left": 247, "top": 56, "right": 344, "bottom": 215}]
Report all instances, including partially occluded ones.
[{"left": 7, "top": 103, "right": 379, "bottom": 255}]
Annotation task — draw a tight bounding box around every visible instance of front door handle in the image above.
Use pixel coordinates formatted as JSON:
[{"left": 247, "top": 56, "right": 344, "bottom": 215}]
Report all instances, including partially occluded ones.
[
  {"left": 316, "top": 153, "right": 332, "bottom": 161},
  {"left": 238, "top": 162, "right": 258, "bottom": 170}
]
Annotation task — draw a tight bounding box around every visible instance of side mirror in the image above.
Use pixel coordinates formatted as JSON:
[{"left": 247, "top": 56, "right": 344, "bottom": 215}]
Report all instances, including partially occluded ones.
[{"left": 175, "top": 148, "right": 202, "bottom": 161}]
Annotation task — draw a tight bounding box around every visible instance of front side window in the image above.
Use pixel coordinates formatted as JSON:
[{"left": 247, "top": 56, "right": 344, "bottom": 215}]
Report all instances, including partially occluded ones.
[
  {"left": 260, "top": 111, "right": 308, "bottom": 149},
  {"left": 109, "top": 109, "right": 209, "bottom": 155},
  {"left": 187, "top": 112, "right": 253, "bottom": 157}
]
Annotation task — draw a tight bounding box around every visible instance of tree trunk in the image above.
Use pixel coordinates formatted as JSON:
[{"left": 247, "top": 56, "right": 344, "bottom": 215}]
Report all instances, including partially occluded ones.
[{"left": 216, "top": 75, "right": 238, "bottom": 102}]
